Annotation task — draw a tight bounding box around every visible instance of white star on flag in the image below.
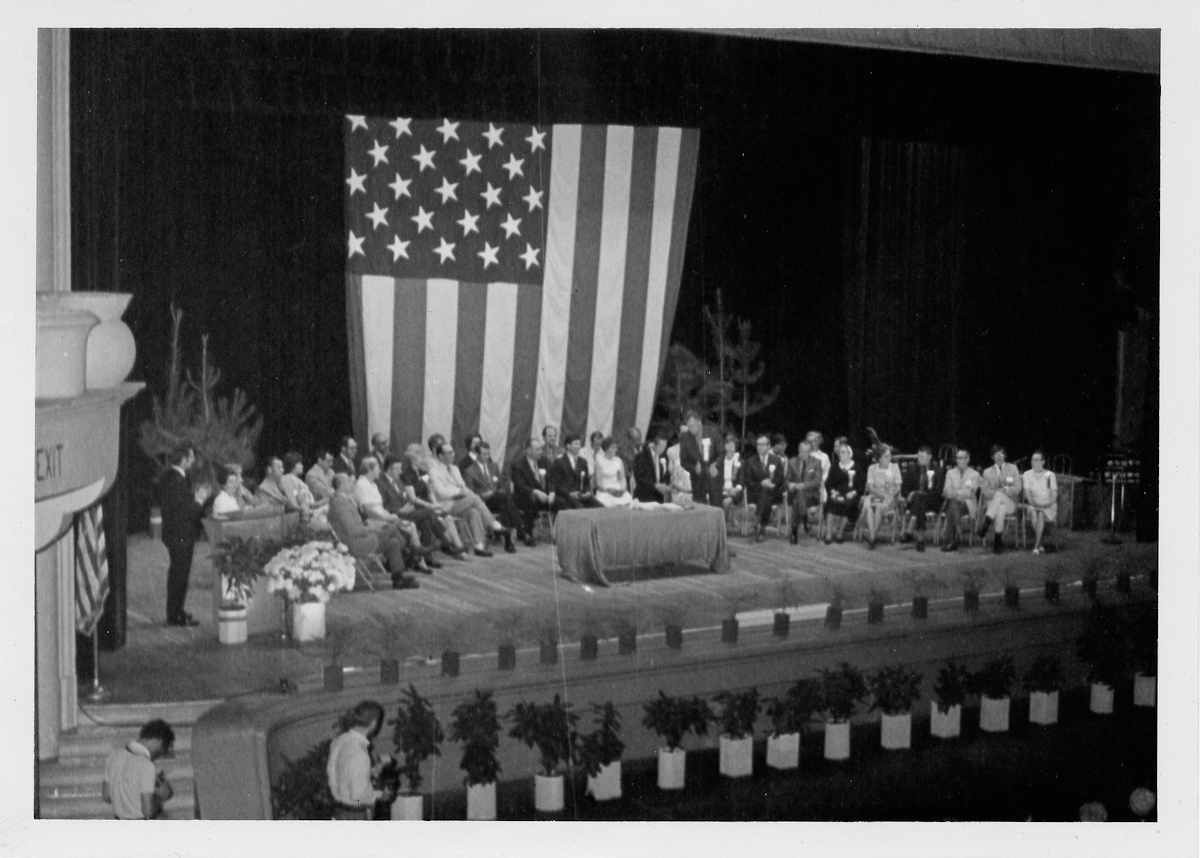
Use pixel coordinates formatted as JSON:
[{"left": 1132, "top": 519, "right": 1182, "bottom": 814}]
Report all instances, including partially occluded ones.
[
  {"left": 345, "top": 168, "right": 367, "bottom": 196},
  {"left": 347, "top": 230, "right": 365, "bottom": 258},
  {"left": 520, "top": 242, "right": 540, "bottom": 269},
  {"left": 387, "top": 235, "right": 410, "bottom": 261},
  {"left": 434, "top": 177, "right": 459, "bottom": 204},
  {"left": 388, "top": 173, "right": 412, "bottom": 200},
  {"left": 523, "top": 186, "right": 544, "bottom": 211},
  {"left": 481, "top": 183, "right": 503, "bottom": 209},
  {"left": 437, "top": 118, "right": 460, "bottom": 143},
  {"left": 346, "top": 114, "right": 368, "bottom": 132},
  {"left": 366, "top": 202, "right": 389, "bottom": 230},
  {"left": 500, "top": 213, "right": 522, "bottom": 239},
  {"left": 388, "top": 117, "right": 412, "bottom": 138},
  {"left": 478, "top": 242, "right": 499, "bottom": 269},
  {"left": 368, "top": 139, "right": 389, "bottom": 167},
  {"left": 525, "top": 126, "right": 546, "bottom": 152},
  {"left": 412, "top": 144, "right": 437, "bottom": 172},
  {"left": 434, "top": 237, "right": 457, "bottom": 263},
  {"left": 459, "top": 148, "right": 482, "bottom": 176},
  {"left": 502, "top": 153, "right": 525, "bottom": 180},
  {"left": 483, "top": 122, "right": 505, "bottom": 149},
  {"left": 411, "top": 206, "right": 434, "bottom": 233},
  {"left": 457, "top": 209, "right": 480, "bottom": 236}
]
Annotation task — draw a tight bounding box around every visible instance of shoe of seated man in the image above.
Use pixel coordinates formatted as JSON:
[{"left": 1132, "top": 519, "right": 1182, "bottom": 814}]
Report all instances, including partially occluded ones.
[
  {"left": 392, "top": 575, "right": 420, "bottom": 590},
  {"left": 474, "top": 547, "right": 494, "bottom": 558}
]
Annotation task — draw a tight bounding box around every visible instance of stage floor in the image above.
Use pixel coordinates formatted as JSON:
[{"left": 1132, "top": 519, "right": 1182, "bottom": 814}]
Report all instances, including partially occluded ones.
[{"left": 92, "top": 522, "right": 1155, "bottom": 705}]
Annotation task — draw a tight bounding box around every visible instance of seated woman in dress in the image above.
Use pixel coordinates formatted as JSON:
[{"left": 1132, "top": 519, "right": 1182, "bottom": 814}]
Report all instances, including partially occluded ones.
[
  {"left": 824, "top": 442, "right": 866, "bottom": 544},
  {"left": 719, "top": 431, "right": 744, "bottom": 517},
  {"left": 863, "top": 443, "right": 901, "bottom": 548},
  {"left": 593, "top": 436, "right": 633, "bottom": 508},
  {"left": 211, "top": 466, "right": 244, "bottom": 520},
  {"left": 280, "top": 451, "right": 331, "bottom": 531},
  {"left": 1022, "top": 449, "right": 1058, "bottom": 555}
]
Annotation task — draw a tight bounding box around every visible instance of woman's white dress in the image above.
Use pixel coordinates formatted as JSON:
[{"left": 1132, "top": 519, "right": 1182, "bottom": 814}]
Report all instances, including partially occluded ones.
[
  {"left": 1022, "top": 469, "right": 1058, "bottom": 521},
  {"left": 593, "top": 453, "right": 632, "bottom": 508}
]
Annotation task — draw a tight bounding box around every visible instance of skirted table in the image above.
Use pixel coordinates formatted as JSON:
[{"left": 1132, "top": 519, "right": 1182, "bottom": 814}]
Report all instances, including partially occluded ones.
[{"left": 552, "top": 505, "right": 730, "bottom": 587}]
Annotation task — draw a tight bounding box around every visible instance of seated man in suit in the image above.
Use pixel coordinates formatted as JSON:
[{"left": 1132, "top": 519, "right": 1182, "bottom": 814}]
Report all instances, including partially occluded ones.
[
  {"left": 369, "top": 432, "right": 390, "bottom": 467},
  {"left": 327, "top": 474, "right": 418, "bottom": 589},
  {"left": 511, "top": 436, "right": 559, "bottom": 544},
  {"left": 354, "top": 456, "right": 434, "bottom": 574},
  {"left": 619, "top": 426, "right": 642, "bottom": 492},
  {"left": 977, "top": 444, "right": 1022, "bottom": 555},
  {"left": 462, "top": 441, "right": 521, "bottom": 552},
  {"left": 458, "top": 433, "right": 483, "bottom": 473},
  {"left": 427, "top": 442, "right": 511, "bottom": 556},
  {"left": 305, "top": 451, "right": 337, "bottom": 503},
  {"left": 718, "top": 431, "right": 744, "bottom": 514},
  {"left": 377, "top": 455, "right": 443, "bottom": 570},
  {"left": 786, "top": 438, "right": 823, "bottom": 542},
  {"left": 901, "top": 444, "right": 945, "bottom": 552},
  {"left": 743, "top": 434, "right": 786, "bottom": 542},
  {"left": 548, "top": 434, "right": 600, "bottom": 509},
  {"left": 255, "top": 456, "right": 301, "bottom": 511},
  {"left": 632, "top": 433, "right": 672, "bottom": 504},
  {"left": 941, "top": 448, "right": 981, "bottom": 552},
  {"left": 400, "top": 443, "right": 466, "bottom": 559},
  {"left": 332, "top": 436, "right": 359, "bottom": 476}
]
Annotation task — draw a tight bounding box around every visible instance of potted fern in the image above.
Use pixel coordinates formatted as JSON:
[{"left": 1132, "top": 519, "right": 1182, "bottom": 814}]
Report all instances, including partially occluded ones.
[
  {"left": 448, "top": 690, "right": 502, "bottom": 820},
  {"left": 1077, "top": 602, "right": 1127, "bottom": 714},
  {"left": 931, "top": 661, "right": 972, "bottom": 739},
  {"left": 866, "top": 587, "right": 887, "bottom": 625},
  {"left": 824, "top": 582, "right": 845, "bottom": 630},
  {"left": 642, "top": 691, "right": 710, "bottom": 790},
  {"left": 773, "top": 579, "right": 797, "bottom": 638},
  {"left": 389, "top": 684, "right": 444, "bottom": 820},
  {"left": 817, "top": 662, "right": 867, "bottom": 761},
  {"left": 713, "top": 688, "right": 760, "bottom": 778},
  {"left": 764, "top": 677, "right": 822, "bottom": 770},
  {"left": 492, "top": 610, "right": 523, "bottom": 672},
  {"left": 1023, "top": 654, "right": 1065, "bottom": 726},
  {"left": 507, "top": 694, "right": 578, "bottom": 813},
  {"left": 209, "top": 535, "right": 271, "bottom": 644},
  {"left": 973, "top": 656, "right": 1017, "bottom": 733},
  {"left": 576, "top": 702, "right": 625, "bottom": 801},
  {"left": 903, "top": 570, "right": 940, "bottom": 620},
  {"left": 868, "top": 665, "right": 923, "bottom": 750}
]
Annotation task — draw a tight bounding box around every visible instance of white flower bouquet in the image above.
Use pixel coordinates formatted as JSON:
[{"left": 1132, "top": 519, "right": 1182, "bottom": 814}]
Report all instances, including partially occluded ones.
[{"left": 263, "top": 540, "right": 356, "bottom": 604}]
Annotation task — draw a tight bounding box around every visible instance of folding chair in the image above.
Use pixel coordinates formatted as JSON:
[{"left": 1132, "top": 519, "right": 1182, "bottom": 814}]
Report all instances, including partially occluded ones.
[{"left": 855, "top": 498, "right": 902, "bottom": 544}]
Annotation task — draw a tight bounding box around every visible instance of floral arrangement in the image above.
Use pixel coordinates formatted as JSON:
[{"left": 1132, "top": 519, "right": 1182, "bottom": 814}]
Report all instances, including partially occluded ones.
[{"left": 264, "top": 541, "right": 355, "bottom": 604}]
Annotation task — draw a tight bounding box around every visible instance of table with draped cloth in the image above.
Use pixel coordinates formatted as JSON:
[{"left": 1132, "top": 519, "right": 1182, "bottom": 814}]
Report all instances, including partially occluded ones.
[{"left": 552, "top": 505, "right": 730, "bottom": 586}]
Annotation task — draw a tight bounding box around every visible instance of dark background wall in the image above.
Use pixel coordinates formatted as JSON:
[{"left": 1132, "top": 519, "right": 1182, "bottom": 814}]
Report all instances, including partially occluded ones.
[{"left": 69, "top": 29, "right": 1159, "bottom": 532}]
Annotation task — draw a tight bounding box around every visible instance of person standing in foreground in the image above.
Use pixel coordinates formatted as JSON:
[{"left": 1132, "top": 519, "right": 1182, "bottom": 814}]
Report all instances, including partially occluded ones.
[
  {"left": 328, "top": 701, "right": 394, "bottom": 820},
  {"left": 158, "top": 444, "right": 211, "bottom": 626},
  {"left": 678, "top": 410, "right": 723, "bottom": 506},
  {"left": 103, "top": 719, "right": 176, "bottom": 819}
]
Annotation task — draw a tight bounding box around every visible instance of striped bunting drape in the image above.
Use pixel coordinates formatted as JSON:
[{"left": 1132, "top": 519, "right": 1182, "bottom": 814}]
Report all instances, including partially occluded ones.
[
  {"left": 74, "top": 502, "right": 109, "bottom": 636},
  {"left": 345, "top": 118, "right": 700, "bottom": 469}
]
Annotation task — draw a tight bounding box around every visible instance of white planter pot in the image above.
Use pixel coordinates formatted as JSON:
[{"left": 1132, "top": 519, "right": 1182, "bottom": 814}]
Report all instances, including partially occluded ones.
[
  {"left": 719, "top": 735, "right": 753, "bottom": 778},
  {"left": 979, "top": 695, "right": 1010, "bottom": 733},
  {"left": 1029, "top": 690, "right": 1059, "bottom": 726},
  {"left": 217, "top": 607, "right": 248, "bottom": 645},
  {"left": 766, "top": 732, "right": 800, "bottom": 770},
  {"left": 534, "top": 773, "right": 564, "bottom": 812},
  {"left": 466, "top": 781, "right": 496, "bottom": 820},
  {"left": 930, "top": 702, "right": 961, "bottom": 739},
  {"left": 823, "top": 720, "right": 850, "bottom": 761},
  {"left": 391, "top": 793, "right": 424, "bottom": 820},
  {"left": 1089, "top": 682, "right": 1115, "bottom": 714},
  {"left": 586, "top": 761, "right": 622, "bottom": 801},
  {"left": 55, "top": 292, "right": 136, "bottom": 388},
  {"left": 1133, "top": 673, "right": 1156, "bottom": 708},
  {"left": 291, "top": 601, "right": 326, "bottom": 642},
  {"left": 656, "top": 747, "right": 686, "bottom": 790},
  {"left": 880, "top": 712, "right": 912, "bottom": 750}
]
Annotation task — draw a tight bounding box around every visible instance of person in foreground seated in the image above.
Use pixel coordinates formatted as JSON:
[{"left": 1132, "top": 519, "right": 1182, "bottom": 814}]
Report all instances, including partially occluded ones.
[
  {"left": 632, "top": 432, "right": 672, "bottom": 504},
  {"left": 103, "top": 718, "right": 176, "bottom": 820},
  {"left": 462, "top": 441, "right": 522, "bottom": 551},
  {"left": 548, "top": 434, "right": 601, "bottom": 509},
  {"left": 354, "top": 457, "right": 435, "bottom": 572},
  {"left": 279, "top": 451, "right": 330, "bottom": 530},
  {"left": 332, "top": 436, "right": 359, "bottom": 476},
  {"left": 428, "top": 442, "right": 510, "bottom": 556},
  {"left": 400, "top": 444, "right": 466, "bottom": 559},
  {"left": 977, "top": 444, "right": 1022, "bottom": 554},
  {"left": 328, "top": 473, "right": 419, "bottom": 589},
  {"left": 593, "top": 436, "right": 633, "bottom": 507},
  {"left": 823, "top": 441, "right": 865, "bottom": 545},
  {"left": 306, "top": 450, "right": 337, "bottom": 503},
  {"left": 900, "top": 444, "right": 944, "bottom": 552},
  {"left": 941, "top": 448, "right": 981, "bottom": 552},
  {"left": 743, "top": 434, "right": 786, "bottom": 542},
  {"left": 862, "top": 444, "right": 902, "bottom": 548},
  {"left": 327, "top": 701, "right": 393, "bottom": 820},
  {"left": 376, "top": 455, "right": 443, "bottom": 569},
  {"left": 369, "top": 433, "right": 390, "bottom": 466},
  {"left": 1022, "top": 449, "right": 1058, "bottom": 555},
  {"left": 666, "top": 434, "right": 694, "bottom": 508},
  {"left": 786, "top": 438, "right": 823, "bottom": 542},
  {"left": 256, "top": 455, "right": 302, "bottom": 511},
  {"left": 211, "top": 466, "right": 245, "bottom": 520},
  {"left": 511, "top": 437, "right": 557, "bottom": 543},
  {"left": 580, "top": 430, "right": 604, "bottom": 475},
  {"left": 719, "top": 432, "right": 744, "bottom": 515}
]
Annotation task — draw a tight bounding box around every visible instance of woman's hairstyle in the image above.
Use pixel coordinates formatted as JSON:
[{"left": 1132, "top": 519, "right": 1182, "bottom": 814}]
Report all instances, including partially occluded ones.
[
  {"left": 283, "top": 451, "right": 303, "bottom": 473},
  {"left": 1030, "top": 448, "right": 1045, "bottom": 459},
  {"left": 600, "top": 436, "right": 615, "bottom": 453},
  {"left": 589, "top": 430, "right": 604, "bottom": 445},
  {"left": 218, "top": 466, "right": 239, "bottom": 487},
  {"left": 724, "top": 431, "right": 739, "bottom": 445},
  {"left": 877, "top": 444, "right": 891, "bottom": 458}
]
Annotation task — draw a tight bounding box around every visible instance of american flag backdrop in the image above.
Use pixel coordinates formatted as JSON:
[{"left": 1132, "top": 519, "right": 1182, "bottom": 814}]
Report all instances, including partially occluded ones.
[
  {"left": 74, "top": 503, "right": 109, "bottom": 636},
  {"left": 344, "top": 115, "right": 700, "bottom": 468}
]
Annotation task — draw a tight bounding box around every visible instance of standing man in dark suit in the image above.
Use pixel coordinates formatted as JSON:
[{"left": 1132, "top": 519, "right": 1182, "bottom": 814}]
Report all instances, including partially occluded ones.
[
  {"left": 632, "top": 433, "right": 672, "bottom": 503},
  {"left": 678, "top": 410, "right": 723, "bottom": 506},
  {"left": 331, "top": 436, "right": 359, "bottom": 476},
  {"left": 158, "top": 444, "right": 211, "bottom": 626},
  {"left": 548, "top": 435, "right": 600, "bottom": 509},
  {"left": 742, "top": 434, "right": 786, "bottom": 542},
  {"left": 902, "top": 444, "right": 946, "bottom": 552}
]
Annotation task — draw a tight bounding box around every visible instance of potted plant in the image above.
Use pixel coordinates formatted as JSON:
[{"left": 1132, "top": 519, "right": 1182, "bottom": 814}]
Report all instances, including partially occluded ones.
[
  {"left": 507, "top": 694, "right": 578, "bottom": 813},
  {"left": 1043, "top": 561, "right": 1064, "bottom": 605},
  {"left": 720, "top": 590, "right": 754, "bottom": 645},
  {"left": 209, "top": 535, "right": 271, "bottom": 644},
  {"left": 931, "top": 661, "right": 972, "bottom": 739},
  {"left": 866, "top": 587, "right": 887, "bottom": 625},
  {"left": 824, "top": 582, "right": 846, "bottom": 630},
  {"left": 1023, "top": 654, "right": 1065, "bottom": 726},
  {"left": 868, "top": 665, "right": 923, "bottom": 750},
  {"left": 656, "top": 605, "right": 687, "bottom": 651},
  {"left": 612, "top": 614, "right": 638, "bottom": 656},
  {"left": 322, "top": 623, "right": 357, "bottom": 692},
  {"left": 817, "top": 662, "right": 867, "bottom": 761},
  {"left": 389, "top": 684, "right": 444, "bottom": 820},
  {"left": 712, "top": 688, "right": 761, "bottom": 778},
  {"left": 903, "top": 570, "right": 941, "bottom": 620},
  {"left": 438, "top": 620, "right": 467, "bottom": 679},
  {"left": 270, "top": 738, "right": 334, "bottom": 819},
  {"left": 577, "top": 612, "right": 604, "bottom": 662},
  {"left": 576, "top": 702, "right": 625, "bottom": 801},
  {"left": 641, "top": 691, "right": 711, "bottom": 790},
  {"left": 972, "top": 656, "right": 1017, "bottom": 733},
  {"left": 263, "top": 540, "right": 356, "bottom": 642},
  {"left": 1077, "top": 602, "right": 1127, "bottom": 714},
  {"left": 999, "top": 563, "right": 1021, "bottom": 610},
  {"left": 1128, "top": 602, "right": 1157, "bottom": 708},
  {"left": 448, "top": 690, "right": 502, "bottom": 820},
  {"left": 773, "top": 578, "right": 798, "bottom": 638},
  {"left": 959, "top": 566, "right": 988, "bottom": 615},
  {"left": 764, "top": 677, "right": 822, "bottom": 770},
  {"left": 532, "top": 616, "right": 560, "bottom": 667},
  {"left": 492, "top": 610, "right": 523, "bottom": 672},
  {"left": 1080, "top": 554, "right": 1105, "bottom": 600},
  {"left": 374, "top": 616, "right": 411, "bottom": 685}
]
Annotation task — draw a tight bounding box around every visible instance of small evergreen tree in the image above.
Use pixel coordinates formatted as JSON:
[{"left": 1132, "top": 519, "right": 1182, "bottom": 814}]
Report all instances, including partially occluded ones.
[{"left": 727, "top": 319, "right": 779, "bottom": 441}]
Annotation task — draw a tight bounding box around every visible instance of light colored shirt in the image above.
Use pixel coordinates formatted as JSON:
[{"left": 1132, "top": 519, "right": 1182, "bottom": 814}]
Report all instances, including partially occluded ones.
[
  {"left": 943, "top": 466, "right": 982, "bottom": 509},
  {"left": 354, "top": 475, "right": 387, "bottom": 517},
  {"left": 867, "top": 462, "right": 902, "bottom": 500},
  {"left": 427, "top": 460, "right": 470, "bottom": 505},
  {"left": 326, "top": 730, "right": 379, "bottom": 807},
  {"left": 212, "top": 490, "right": 241, "bottom": 519},
  {"left": 1022, "top": 468, "right": 1058, "bottom": 507},
  {"left": 104, "top": 741, "right": 156, "bottom": 819},
  {"left": 723, "top": 455, "right": 740, "bottom": 491},
  {"left": 306, "top": 464, "right": 335, "bottom": 502},
  {"left": 281, "top": 473, "right": 316, "bottom": 507},
  {"left": 982, "top": 462, "right": 1022, "bottom": 503},
  {"left": 811, "top": 449, "right": 831, "bottom": 483}
]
